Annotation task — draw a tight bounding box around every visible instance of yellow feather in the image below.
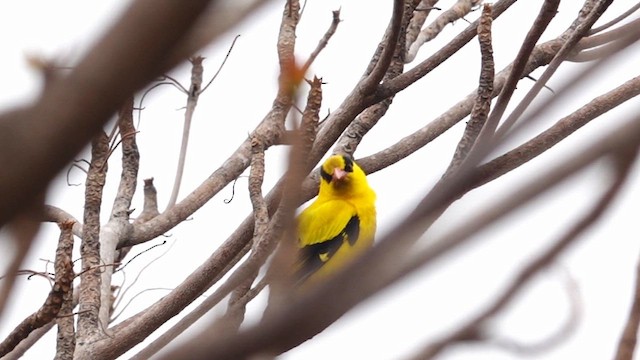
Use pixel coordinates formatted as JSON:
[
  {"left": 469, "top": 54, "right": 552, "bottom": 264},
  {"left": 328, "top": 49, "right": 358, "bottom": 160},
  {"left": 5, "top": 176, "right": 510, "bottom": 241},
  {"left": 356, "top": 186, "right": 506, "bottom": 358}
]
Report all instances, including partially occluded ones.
[{"left": 295, "top": 154, "right": 376, "bottom": 286}]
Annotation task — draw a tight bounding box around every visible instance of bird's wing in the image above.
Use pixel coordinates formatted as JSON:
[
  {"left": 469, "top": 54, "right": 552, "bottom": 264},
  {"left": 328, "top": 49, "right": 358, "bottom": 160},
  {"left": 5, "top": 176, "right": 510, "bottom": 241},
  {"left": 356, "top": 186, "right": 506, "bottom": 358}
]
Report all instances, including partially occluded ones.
[{"left": 295, "top": 201, "right": 360, "bottom": 282}]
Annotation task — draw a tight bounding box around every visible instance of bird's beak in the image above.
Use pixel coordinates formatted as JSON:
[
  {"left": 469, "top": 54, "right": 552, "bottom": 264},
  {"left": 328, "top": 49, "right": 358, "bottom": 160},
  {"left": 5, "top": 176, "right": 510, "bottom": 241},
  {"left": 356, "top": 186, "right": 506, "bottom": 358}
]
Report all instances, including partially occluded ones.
[{"left": 332, "top": 168, "right": 347, "bottom": 182}]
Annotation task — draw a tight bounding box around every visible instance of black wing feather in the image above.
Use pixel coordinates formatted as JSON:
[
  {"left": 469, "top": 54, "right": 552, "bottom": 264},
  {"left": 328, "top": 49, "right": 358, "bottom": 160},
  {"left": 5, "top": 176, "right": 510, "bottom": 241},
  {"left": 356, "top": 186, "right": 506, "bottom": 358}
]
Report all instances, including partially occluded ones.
[{"left": 295, "top": 215, "right": 360, "bottom": 283}]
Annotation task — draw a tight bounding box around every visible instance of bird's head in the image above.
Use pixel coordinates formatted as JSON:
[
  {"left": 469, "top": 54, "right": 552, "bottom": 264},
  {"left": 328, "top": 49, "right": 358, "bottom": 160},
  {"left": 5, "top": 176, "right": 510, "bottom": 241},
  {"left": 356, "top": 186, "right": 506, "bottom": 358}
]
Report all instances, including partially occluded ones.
[{"left": 319, "top": 154, "right": 363, "bottom": 191}]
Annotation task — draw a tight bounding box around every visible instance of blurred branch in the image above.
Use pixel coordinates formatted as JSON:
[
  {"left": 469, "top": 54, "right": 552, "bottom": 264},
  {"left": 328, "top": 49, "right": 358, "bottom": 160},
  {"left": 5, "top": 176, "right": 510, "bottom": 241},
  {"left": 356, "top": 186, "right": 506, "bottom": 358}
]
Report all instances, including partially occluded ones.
[
  {"left": 614, "top": 248, "right": 640, "bottom": 360},
  {"left": 156, "top": 76, "right": 324, "bottom": 360},
  {"left": 588, "top": 2, "right": 640, "bottom": 34},
  {"left": 489, "top": 268, "right": 582, "bottom": 356},
  {"left": 0, "top": 200, "right": 43, "bottom": 321},
  {"left": 174, "top": 95, "right": 640, "bottom": 359},
  {"left": 409, "top": 148, "right": 636, "bottom": 359},
  {"left": 0, "top": 0, "right": 215, "bottom": 228}
]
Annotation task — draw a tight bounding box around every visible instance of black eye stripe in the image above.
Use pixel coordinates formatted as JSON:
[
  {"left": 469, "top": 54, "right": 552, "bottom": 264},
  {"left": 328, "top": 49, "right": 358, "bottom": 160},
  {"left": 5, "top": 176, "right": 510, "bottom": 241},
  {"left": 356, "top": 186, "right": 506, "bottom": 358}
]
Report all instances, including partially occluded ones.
[
  {"left": 320, "top": 167, "right": 332, "bottom": 183},
  {"left": 342, "top": 155, "right": 354, "bottom": 173}
]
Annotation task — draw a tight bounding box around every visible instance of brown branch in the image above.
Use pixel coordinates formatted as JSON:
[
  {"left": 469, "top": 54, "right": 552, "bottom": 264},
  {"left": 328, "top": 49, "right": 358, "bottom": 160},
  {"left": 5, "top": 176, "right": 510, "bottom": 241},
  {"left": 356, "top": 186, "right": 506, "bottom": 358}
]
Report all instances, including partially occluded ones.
[
  {"left": 167, "top": 57, "right": 204, "bottom": 209},
  {"left": 409, "top": 149, "right": 635, "bottom": 359},
  {"left": 614, "top": 249, "right": 640, "bottom": 360},
  {"left": 333, "top": 0, "right": 416, "bottom": 156},
  {"left": 577, "top": 17, "right": 640, "bottom": 51},
  {"left": 471, "top": 74, "right": 640, "bottom": 190},
  {"left": 405, "top": 0, "right": 482, "bottom": 62},
  {"left": 95, "top": 97, "right": 140, "bottom": 328},
  {"left": 0, "top": 0, "right": 215, "bottom": 228},
  {"left": 405, "top": 0, "right": 440, "bottom": 53},
  {"left": 300, "top": 9, "right": 341, "bottom": 75},
  {"left": 169, "top": 98, "right": 640, "bottom": 360},
  {"left": 42, "top": 205, "right": 83, "bottom": 238},
  {"left": 445, "top": 3, "right": 493, "bottom": 174},
  {"left": 156, "top": 76, "right": 323, "bottom": 360},
  {"left": 358, "top": 35, "right": 562, "bottom": 175},
  {"left": 358, "top": 0, "right": 404, "bottom": 93},
  {"left": 0, "top": 200, "right": 43, "bottom": 320},
  {"left": 589, "top": 2, "right": 640, "bottom": 35},
  {"left": 224, "top": 136, "right": 269, "bottom": 332},
  {"left": 0, "top": 220, "right": 74, "bottom": 358},
  {"left": 376, "top": 0, "right": 517, "bottom": 101},
  {"left": 477, "top": 0, "right": 559, "bottom": 141},
  {"left": 77, "top": 133, "right": 108, "bottom": 343},
  {"left": 106, "top": 2, "right": 307, "bottom": 358},
  {"left": 494, "top": 0, "right": 613, "bottom": 138},
  {"left": 55, "top": 221, "right": 76, "bottom": 360}
]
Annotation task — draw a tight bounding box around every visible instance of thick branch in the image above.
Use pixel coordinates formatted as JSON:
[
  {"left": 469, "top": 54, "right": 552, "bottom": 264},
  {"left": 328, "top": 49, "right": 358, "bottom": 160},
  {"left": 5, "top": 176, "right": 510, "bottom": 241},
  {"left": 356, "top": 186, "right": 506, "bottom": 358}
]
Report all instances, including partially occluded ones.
[
  {"left": 77, "top": 133, "right": 108, "bottom": 343},
  {"left": 0, "top": 221, "right": 74, "bottom": 358}
]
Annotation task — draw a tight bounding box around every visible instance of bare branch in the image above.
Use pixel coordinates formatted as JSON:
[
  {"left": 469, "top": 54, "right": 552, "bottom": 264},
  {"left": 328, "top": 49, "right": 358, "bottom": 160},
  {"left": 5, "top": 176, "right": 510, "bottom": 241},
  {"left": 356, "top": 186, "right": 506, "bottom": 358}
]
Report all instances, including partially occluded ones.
[
  {"left": 167, "top": 57, "right": 204, "bottom": 209},
  {"left": 406, "top": 0, "right": 482, "bottom": 63},
  {"left": 494, "top": 0, "right": 613, "bottom": 138},
  {"left": 0, "top": 0, "right": 216, "bottom": 228},
  {"left": 376, "top": 0, "right": 518, "bottom": 101},
  {"left": 409, "top": 149, "right": 635, "bottom": 359},
  {"left": 55, "top": 221, "right": 76, "bottom": 360},
  {"left": 589, "top": 2, "right": 640, "bottom": 34},
  {"left": 476, "top": 0, "right": 559, "bottom": 142},
  {"left": 0, "top": 220, "right": 74, "bottom": 358},
  {"left": 472, "top": 74, "right": 640, "bottom": 190},
  {"left": 614, "top": 249, "right": 640, "bottom": 360},
  {"left": 300, "top": 9, "right": 341, "bottom": 75},
  {"left": 445, "top": 3, "right": 493, "bottom": 174},
  {"left": 77, "top": 133, "right": 108, "bottom": 343},
  {"left": 42, "top": 205, "right": 83, "bottom": 238},
  {"left": 156, "top": 76, "right": 324, "bottom": 360},
  {"left": 200, "top": 35, "right": 241, "bottom": 93},
  {"left": 96, "top": 98, "right": 140, "bottom": 330},
  {"left": 405, "top": 0, "right": 440, "bottom": 51}
]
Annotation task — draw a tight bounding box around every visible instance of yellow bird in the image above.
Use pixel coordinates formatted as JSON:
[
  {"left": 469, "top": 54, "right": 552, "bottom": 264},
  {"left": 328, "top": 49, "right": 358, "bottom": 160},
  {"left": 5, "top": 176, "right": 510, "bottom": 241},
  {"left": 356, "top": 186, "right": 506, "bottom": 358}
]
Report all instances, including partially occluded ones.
[{"left": 295, "top": 154, "right": 376, "bottom": 285}]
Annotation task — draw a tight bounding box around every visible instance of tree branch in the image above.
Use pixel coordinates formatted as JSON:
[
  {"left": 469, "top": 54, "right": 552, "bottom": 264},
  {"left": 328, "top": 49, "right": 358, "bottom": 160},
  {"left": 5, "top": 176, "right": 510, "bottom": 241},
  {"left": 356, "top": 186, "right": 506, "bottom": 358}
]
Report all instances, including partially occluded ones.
[{"left": 0, "top": 220, "right": 74, "bottom": 358}]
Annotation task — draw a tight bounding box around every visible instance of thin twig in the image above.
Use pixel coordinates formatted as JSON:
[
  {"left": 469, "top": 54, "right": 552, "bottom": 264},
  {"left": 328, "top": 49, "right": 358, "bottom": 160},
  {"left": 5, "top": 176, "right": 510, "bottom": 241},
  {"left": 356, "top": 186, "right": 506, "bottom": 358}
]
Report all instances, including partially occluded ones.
[
  {"left": 300, "top": 9, "right": 341, "bottom": 75},
  {"left": 167, "top": 57, "right": 204, "bottom": 209},
  {"left": 200, "top": 35, "right": 241, "bottom": 93}
]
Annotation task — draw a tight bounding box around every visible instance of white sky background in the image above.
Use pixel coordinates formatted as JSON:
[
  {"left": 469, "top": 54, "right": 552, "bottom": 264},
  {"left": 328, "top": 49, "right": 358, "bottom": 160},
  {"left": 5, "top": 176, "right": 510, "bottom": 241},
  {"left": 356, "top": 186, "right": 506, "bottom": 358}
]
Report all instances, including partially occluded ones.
[{"left": 0, "top": 1, "right": 639, "bottom": 359}]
